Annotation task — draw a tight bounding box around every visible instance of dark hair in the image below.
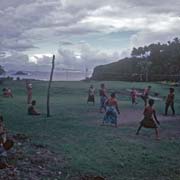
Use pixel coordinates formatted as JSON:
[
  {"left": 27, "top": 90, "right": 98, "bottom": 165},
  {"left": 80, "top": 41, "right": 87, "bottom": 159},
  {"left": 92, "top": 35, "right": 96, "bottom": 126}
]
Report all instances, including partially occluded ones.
[
  {"left": 149, "top": 99, "right": 154, "bottom": 106},
  {"left": 170, "top": 88, "right": 174, "bottom": 92},
  {"left": 148, "top": 86, "right": 151, "bottom": 89},
  {"left": 32, "top": 100, "right": 36, "bottom": 105},
  {"left": 111, "top": 92, "right": 116, "bottom": 98},
  {"left": 100, "top": 83, "right": 105, "bottom": 88},
  {"left": 2, "top": 88, "right": 7, "bottom": 92}
]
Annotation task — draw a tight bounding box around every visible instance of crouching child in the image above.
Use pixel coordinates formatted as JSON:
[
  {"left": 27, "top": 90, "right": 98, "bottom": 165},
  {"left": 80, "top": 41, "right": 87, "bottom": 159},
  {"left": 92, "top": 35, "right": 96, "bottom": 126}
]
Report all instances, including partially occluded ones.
[
  {"left": 136, "top": 99, "right": 160, "bottom": 140},
  {"left": 0, "top": 138, "right": 14, "bottom": 169}
]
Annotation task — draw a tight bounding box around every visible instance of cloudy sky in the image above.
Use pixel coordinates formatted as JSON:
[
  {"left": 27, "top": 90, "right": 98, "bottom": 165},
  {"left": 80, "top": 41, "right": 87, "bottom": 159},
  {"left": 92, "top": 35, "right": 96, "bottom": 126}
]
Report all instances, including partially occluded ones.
[{"left": 0, "top": 0, "right": 180, "bottom": 72}]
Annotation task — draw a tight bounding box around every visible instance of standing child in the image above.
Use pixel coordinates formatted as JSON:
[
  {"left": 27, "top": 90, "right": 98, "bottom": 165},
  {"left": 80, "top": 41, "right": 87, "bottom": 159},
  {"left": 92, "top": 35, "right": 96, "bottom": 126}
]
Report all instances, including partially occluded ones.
[
  {"left": 165, "top": 88, "right": 175, "bottom": 116},
  {"left": 141, "top": 85, "right": 151, "bottom": 106},
  {"left": 99, "top": 83, "right": 108, "bottom": 113},
  {"left": 26, "top": 81, "right": 32, "bottom": 104},
  {"left": 87, "top": 85, "right": 95, "bottom": 105},
  {"left": 136, "top": 99, "right": 160, "bottom": 140},
  {"left": 103, "top": 92, "right": 120, "bottom": 128},
  {"left": 131, "top": 88, "right": 137, "bottom": 105}
]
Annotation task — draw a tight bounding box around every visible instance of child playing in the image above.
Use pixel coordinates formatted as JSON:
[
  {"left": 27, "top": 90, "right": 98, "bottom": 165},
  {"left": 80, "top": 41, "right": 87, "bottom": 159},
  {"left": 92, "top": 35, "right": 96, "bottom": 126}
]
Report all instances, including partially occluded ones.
[
  {"left": 0, "top": 115, "right": 7, "bottom": 143},
  {"left": 26, "top": 81, "right": 32, "bottom": 104},
  {"left": 136, "top": 99, "right": 160, "bottom": 140},
  {"left": 141, "top": 85, "right": 151, "bottom": 106},
  {"left": 2, "top": 88, "right": 13, "bottom": 98},
  {"left": 131, "top": 88, "right": 137, "bottom": 105},
  {"left": 103, "top": 92, "right": 120, "bottom": 128},
  {"left": 99, "top": 83, "right": 108, "bottom": 113},
  {"left": 28, "top": 100, "right": 41, "bottom": 115},
  {"left": 87, "top": 85, "right": 95, "bottom": 105},
  {"left": 0, "top": 138, "right": 14, "bottom": 169},
  {"left": 165, "top": 88, "right": 175, "bottom": 116}
]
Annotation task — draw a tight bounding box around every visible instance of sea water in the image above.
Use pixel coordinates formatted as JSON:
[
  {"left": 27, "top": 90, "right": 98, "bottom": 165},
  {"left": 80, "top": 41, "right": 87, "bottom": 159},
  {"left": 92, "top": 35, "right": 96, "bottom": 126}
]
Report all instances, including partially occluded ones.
[{"left": 1, "top": 71, "right": 90, "bottom": 81}]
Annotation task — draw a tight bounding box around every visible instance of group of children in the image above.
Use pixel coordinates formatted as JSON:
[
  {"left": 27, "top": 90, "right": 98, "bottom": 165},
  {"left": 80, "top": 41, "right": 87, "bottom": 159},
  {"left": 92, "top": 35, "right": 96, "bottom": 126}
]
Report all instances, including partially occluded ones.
[
  {"left": 26, "top": 81, "right": 41, "bottom": 116},
  {"left": 0, "top": 81, "right": 41, "bottom": 169},
  {"left": 2, "top": 88, "right": 13, "bottom": 98},
  {"left": 0, "top": 81, "right": 176, "bottom": 169},
  {"left": 87, "top": 83, "right": 176, "bottom": 140}
]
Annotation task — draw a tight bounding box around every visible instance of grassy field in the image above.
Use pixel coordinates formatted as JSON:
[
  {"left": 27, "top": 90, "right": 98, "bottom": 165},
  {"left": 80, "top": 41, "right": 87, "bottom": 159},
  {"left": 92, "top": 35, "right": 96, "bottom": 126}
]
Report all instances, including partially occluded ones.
[{"left": 0, "top": 80, "right": 180, "bottom": 180}]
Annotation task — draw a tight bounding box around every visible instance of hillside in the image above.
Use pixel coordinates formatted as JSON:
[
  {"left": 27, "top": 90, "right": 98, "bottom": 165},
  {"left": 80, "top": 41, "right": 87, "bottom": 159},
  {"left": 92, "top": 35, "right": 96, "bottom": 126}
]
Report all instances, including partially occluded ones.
[{"left": 92, "top": 38, "right": 180, "bottom": 81}]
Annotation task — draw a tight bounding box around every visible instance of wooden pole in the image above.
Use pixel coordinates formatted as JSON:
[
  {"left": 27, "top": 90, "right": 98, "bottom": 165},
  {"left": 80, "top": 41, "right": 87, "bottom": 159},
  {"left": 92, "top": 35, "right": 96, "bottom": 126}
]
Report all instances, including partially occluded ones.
[{"left": 47, "top": 55, "right": 55, "bottom": 117}]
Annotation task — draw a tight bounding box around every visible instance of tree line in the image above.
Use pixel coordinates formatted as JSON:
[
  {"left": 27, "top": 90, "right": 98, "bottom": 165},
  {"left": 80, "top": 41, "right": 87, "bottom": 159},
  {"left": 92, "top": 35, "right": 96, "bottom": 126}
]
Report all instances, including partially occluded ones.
[{"left": 92, "top": 37, "right": 180, "bottom": 81}]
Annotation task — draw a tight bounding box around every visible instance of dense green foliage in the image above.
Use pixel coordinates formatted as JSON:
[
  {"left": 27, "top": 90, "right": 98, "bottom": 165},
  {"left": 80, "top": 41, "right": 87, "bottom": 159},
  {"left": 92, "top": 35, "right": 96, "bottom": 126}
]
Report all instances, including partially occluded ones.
[
  {"left": 92, "top": 38, "right": 180, "bottom": 81},
  {"left": 1, "top": 80, "right": 180, "bottom": 179}
]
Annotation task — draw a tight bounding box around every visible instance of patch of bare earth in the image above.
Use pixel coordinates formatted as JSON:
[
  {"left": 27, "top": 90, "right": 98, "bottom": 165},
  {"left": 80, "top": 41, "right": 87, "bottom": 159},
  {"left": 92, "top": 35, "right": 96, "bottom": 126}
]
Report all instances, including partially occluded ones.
[
  {"left": 87, "top": 107, "right": 180, "bottom": 140},
  {"left": 0, "top": 133, "right": 66, "bottom": 180}
]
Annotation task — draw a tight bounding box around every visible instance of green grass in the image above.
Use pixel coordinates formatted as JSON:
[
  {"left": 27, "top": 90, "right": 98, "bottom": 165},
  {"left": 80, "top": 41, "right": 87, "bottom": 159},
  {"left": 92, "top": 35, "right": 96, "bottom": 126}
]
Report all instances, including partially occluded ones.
[{"left": 0, "top": 80, "right": 180, "bottom": 180}]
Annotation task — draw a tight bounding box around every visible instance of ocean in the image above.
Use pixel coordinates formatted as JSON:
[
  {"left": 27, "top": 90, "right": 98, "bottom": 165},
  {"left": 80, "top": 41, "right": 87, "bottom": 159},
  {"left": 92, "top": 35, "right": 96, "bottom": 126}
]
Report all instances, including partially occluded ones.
[{"left": 1, "top": 71, "right": 90, "bottom": 81}]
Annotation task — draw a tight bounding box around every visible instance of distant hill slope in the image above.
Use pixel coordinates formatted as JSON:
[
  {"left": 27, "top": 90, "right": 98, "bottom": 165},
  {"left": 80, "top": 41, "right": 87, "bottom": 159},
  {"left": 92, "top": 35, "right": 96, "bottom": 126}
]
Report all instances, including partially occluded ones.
[
  {"left": 92, "top": 58, "right": 141, "bottom": 81},
  {"left": 92, "top": 38, "right": 180, "bottom": 81}
]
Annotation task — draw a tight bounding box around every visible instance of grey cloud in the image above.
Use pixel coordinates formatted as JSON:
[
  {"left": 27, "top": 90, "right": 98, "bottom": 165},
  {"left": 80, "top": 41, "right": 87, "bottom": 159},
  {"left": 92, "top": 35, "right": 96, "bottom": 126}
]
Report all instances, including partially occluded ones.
[
  {"left": 0, "top": 0, "right": 180, "bottom": 71},
  {"left": 34, "top": 55, "right": 52, "bottom": 66},
  {"left": 0, "top": 52, "right": 29, "bottom": 65},
  {"left": 0, "top": 52, "right": 52, "bottom": 72},
  {"left": 0, "top": 0, "right": 35, "bottom": 10},
  {"left": 59, "top": 41, "right": 74, "bottom": 46},
  {"left": 1, "top": 39, "right": 37, "bottom": 51},
  {"left": 130, "top": 29, "right": 180, "bottom": 48},
  {"left": 56, "top": 43, "right": 123, "bottom": 70},
  {"left": 55, "top": 24, "right": 100, "bottom": 36}
]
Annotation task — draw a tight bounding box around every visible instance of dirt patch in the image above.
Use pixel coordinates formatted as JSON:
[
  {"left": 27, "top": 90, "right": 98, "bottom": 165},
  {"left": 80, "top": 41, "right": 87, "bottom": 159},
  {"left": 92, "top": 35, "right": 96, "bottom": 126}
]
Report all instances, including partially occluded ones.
[
  {"left": 87, "top": 108, "right": 180, "bottom": 140},
  {"left": 1, "top": 134, "right": 106, "bottom": 180},
  {"left": 119, "top": 109, "right": 180, "bottom": 125},
  {"left": 0, "top": 133, "right": 66, "bottom": 180}
]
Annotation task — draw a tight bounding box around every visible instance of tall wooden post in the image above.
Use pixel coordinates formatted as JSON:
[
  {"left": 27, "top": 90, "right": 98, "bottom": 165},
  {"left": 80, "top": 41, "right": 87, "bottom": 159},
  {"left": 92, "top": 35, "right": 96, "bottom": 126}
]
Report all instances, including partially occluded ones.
[{"left": 47, "top": 55, "right": 55, "bottom": 117}]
